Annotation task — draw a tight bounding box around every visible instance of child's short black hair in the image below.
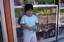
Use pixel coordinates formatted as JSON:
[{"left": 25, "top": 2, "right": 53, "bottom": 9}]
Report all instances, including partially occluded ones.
[{"left": 24, "top": 4, "right": 33, "bottom": 12}]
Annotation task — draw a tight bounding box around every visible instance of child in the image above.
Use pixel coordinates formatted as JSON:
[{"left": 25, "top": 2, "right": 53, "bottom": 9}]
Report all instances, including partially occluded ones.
[{"left": 20, "top": 4, "right": 40, "bottom": 42}]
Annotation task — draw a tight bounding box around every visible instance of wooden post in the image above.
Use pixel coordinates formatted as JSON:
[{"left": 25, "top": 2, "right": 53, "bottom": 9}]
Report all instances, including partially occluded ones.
[{"left": 3, "top": 0, "right": 14, "bottom": 42}]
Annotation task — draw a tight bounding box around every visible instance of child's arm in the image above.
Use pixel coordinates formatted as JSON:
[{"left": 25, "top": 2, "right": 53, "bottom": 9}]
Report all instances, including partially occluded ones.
[{"left": 21, "top": 24, "right": 32, "bottom": 31}]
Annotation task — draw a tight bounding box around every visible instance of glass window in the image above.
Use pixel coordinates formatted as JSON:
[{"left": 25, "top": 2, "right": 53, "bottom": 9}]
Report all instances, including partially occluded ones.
[
  {"left": 15, "top": 7, "right": 57, "bottom": 42},
  {"left": 14, "top": 0, "right": 58, "bottom": 42}
]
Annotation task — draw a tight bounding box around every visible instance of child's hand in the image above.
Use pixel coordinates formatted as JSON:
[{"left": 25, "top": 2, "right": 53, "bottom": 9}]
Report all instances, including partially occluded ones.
[{"left": 26, "top": 26, "right": 33, "bottom": 31}]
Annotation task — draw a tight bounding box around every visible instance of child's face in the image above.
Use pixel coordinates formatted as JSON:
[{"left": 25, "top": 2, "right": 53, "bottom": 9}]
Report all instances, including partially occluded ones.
[{"left": 26, "top": 9, "right": 33, "bottom": 17}]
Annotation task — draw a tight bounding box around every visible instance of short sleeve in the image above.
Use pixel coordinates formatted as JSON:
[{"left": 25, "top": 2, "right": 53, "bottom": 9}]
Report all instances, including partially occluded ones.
[
  {"left": 35, "top": 16, "right": 38, "bottom": 23},
  {"left": 20, "top": 16, "right": 25, "bottom": 24}
]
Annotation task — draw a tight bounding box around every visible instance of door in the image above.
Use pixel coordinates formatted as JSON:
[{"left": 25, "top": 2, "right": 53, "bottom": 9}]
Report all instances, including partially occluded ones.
[{"left": 13, "top": 0, "right": 58, "bottom": 42}]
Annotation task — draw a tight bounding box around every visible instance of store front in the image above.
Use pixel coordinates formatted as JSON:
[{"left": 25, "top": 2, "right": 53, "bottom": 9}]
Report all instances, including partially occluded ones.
[{"left": 0, "top": 0, "right": 64, "bottom": 42}]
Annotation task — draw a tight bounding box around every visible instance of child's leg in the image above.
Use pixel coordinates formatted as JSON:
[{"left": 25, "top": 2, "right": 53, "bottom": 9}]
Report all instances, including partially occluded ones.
[
  {"left": 23, "top": 34, "right": 32, "bottom": 42},
  {"left": 31, "top": 32, "right": 37, "bottom": 42}
]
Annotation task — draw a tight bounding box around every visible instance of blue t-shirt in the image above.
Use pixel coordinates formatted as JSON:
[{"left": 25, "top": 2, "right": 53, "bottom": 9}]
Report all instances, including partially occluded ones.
[{"left": 20, "top": 15, "right": 38, "bottom": 35}]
